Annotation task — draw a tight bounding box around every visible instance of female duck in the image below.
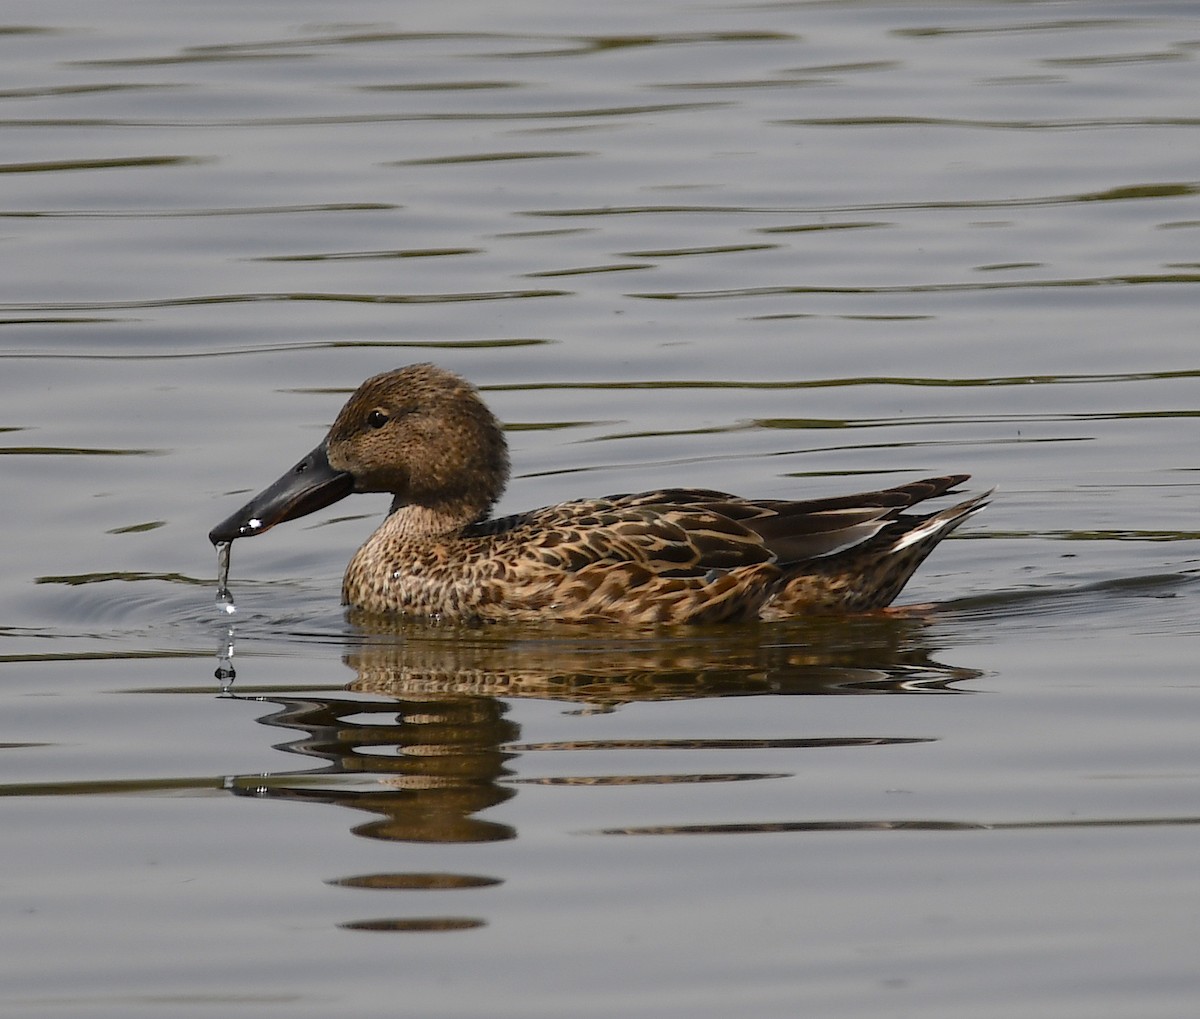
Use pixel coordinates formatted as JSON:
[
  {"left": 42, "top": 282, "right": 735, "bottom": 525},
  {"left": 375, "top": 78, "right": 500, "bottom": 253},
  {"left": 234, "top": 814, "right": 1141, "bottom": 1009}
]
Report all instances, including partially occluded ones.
[{"left": 210, "top": 364, "right": 987, "bottom": 624}]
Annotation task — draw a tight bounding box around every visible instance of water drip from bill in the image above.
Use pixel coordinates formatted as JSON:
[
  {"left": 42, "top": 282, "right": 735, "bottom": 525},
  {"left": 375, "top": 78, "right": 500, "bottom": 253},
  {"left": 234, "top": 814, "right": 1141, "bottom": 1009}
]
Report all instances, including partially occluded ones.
[
  {"left": 216, "top": 540, "right": 236, "bottom": 617},
  {"left": 214, "top": 541, "right": 237, "bottom": 690}
]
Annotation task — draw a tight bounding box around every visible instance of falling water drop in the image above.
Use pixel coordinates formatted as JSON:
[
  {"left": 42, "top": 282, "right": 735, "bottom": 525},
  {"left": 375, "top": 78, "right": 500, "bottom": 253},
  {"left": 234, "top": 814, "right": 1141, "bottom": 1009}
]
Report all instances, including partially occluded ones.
[{"left": 215, "top": 625, "right": 237, "bottom": 690}]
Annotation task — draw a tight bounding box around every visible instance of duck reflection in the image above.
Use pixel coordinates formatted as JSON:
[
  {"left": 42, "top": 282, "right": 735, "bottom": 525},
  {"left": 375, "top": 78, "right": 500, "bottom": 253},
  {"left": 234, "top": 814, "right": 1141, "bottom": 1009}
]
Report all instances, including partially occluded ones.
[
  {"left": 229, "top": 693, "right": 519, "bottom": 843},
  {"left": 345, "top": 611, "right": 982, "bottom": 702},
  {"left": 222, "top": 613, "right": 980, "bottom": 931},
  {"left": 223, "top": 614, "right": 984, "bottom": 834}
]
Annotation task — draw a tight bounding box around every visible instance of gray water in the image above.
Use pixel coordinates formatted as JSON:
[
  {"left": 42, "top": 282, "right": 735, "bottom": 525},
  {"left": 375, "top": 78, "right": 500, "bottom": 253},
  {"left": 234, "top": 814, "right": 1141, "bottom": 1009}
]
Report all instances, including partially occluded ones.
[{"left": 2, "top": 2, "right": 1199, "bottom": 1016}]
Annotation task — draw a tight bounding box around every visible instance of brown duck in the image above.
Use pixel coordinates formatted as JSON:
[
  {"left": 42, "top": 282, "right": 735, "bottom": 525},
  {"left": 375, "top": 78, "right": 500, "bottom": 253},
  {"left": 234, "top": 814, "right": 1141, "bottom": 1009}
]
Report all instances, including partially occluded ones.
[{"left": 209, "top": 364, "right": 988, "bottom": 624}]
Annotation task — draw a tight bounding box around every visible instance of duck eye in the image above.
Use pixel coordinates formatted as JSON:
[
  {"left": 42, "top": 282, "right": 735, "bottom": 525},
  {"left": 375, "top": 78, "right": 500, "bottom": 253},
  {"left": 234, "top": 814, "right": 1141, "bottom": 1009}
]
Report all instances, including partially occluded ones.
[{"left": 366, "top": 409, "right": 389, "bottom": 429}]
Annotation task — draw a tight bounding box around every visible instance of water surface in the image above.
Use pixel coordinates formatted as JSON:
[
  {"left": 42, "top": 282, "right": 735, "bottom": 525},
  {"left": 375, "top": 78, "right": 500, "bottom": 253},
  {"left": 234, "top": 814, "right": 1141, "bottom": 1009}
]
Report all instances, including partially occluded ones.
[{"left": 2, "top": 2, "right": 1199, "bottom": 1017}]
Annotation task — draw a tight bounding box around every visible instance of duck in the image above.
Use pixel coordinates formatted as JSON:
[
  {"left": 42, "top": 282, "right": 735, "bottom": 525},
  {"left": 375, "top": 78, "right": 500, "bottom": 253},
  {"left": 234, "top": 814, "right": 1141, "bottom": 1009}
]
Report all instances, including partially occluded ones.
[{"left": 209, "top": 363, "right": 988, "bottom": 625}]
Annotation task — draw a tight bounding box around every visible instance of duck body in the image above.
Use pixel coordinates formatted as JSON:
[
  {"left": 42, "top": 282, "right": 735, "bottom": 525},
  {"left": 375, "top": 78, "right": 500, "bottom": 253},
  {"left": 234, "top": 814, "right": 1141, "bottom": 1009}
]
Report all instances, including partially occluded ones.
[{"left": 210, "top": 364, "right": 988, "bottom": 625}]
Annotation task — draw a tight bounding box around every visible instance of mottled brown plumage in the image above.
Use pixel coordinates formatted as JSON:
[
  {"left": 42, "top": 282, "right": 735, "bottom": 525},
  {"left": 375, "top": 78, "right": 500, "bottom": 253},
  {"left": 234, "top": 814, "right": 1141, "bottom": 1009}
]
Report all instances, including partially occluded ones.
[{"left": 210, "top": 363, "right": 989, "bottom": 624}]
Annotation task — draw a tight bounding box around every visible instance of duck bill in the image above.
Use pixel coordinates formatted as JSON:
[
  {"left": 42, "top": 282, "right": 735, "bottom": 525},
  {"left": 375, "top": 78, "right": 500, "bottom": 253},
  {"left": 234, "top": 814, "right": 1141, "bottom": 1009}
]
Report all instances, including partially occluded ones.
[{"left": 208, "top": 442, "right": 355, "bottom": 545}]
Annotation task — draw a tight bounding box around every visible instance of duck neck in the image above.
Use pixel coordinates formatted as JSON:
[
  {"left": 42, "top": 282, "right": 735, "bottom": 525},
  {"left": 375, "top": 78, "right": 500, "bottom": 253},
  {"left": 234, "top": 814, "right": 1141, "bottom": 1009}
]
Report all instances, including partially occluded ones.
[{"left": 386, "top": 497, "right": 485, "bottom": 537}]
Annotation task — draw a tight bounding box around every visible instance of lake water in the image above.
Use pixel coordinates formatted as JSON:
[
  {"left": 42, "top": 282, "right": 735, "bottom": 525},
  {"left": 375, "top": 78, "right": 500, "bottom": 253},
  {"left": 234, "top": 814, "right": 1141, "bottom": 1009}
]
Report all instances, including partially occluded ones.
[{"left": 2, "top": 1, "right": 1199, "bottom": 1016}]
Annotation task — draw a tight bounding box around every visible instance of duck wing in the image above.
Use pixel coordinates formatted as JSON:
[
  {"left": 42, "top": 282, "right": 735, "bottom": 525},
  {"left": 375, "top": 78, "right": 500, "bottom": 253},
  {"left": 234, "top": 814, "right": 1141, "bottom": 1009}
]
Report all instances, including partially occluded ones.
[
  {"left": 482, "top": 475, "right": 971, "bottom": 577},
  {"left": 599, "top": 475, "right": 971, "bottom": 567}
]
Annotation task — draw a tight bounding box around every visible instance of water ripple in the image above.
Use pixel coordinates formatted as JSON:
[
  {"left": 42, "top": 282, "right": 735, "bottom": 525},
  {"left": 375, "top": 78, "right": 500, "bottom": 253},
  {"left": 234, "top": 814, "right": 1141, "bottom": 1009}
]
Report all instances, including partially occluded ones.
[
  {"left": 0, "top": 289, "right": 569, "bottom": 312},
  {"left": 630, "top": 272, "right": 1200, "bottom": 300}
]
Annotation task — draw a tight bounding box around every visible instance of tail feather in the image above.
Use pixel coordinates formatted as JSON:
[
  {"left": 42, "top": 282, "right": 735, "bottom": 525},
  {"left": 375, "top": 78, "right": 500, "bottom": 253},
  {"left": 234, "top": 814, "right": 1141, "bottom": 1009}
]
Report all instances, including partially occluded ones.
[
  {"left": 764, "top": 484, "right": 990, "bottom": 616},
  {"left": 887, "top": 489, "right": 993, "bottom": 554}
]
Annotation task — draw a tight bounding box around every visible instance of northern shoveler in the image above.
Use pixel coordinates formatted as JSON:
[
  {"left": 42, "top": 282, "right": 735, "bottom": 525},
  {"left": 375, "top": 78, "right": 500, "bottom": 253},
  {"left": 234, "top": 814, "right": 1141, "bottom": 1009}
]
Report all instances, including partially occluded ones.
[{"left": 209, "top": 364, "right": 988, "bottom": 624}]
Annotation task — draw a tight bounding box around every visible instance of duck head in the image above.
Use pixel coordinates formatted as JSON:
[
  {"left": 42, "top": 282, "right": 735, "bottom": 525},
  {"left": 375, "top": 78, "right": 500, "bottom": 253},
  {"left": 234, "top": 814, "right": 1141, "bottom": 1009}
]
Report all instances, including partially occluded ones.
[{"left": 209, "top": 363, "right": 511, "bottom": 545}]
